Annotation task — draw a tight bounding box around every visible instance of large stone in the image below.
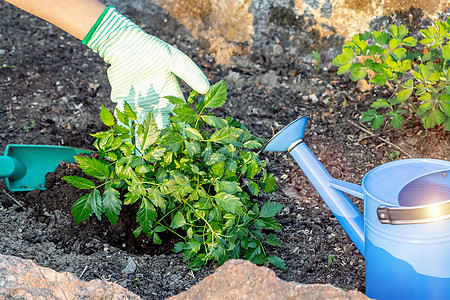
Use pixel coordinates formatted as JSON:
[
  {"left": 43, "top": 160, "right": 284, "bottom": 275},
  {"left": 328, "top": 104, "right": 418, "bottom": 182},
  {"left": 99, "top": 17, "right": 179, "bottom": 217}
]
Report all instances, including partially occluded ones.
[
  {"left": 169, "top": 259, "right": 369, "bottom": 300},
  {"left": 0, "top": 254, "right": 141, "bottom": 299},
  {"left": 109, "top": 0, "right": 448, "bottom": 64},
  {"left": 293, "top": 0, "right": 449, "bottom": 41},
  {"left": 0, "top": 254, "right": 369, "bottom": 299},
  {"left": 151, "top": 0, "right": 254, "bottom": 64}
]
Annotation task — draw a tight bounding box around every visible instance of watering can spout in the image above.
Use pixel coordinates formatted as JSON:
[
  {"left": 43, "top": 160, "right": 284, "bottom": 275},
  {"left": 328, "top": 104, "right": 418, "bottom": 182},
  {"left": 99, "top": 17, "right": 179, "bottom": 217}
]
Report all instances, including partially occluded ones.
[{"left": 263, "top": 116, "right": 365, "bottom": 256}]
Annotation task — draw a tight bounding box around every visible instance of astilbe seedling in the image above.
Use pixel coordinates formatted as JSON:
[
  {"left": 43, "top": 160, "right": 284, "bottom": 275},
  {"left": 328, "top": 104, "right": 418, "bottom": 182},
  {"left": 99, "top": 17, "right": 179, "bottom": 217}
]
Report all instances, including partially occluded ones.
[
  {"left": 62, "top": 80, "right": 286, "bottom": 270},
  {"left": 333, "top": 20, "right": 450, "bottom": 131}
]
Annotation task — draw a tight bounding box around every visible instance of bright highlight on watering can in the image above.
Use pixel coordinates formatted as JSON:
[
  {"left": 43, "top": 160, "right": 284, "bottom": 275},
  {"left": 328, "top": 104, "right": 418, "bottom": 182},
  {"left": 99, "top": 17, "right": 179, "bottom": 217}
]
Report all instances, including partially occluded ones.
[{"left": 263, "top": 116, "right": 450, "bottom": 300}]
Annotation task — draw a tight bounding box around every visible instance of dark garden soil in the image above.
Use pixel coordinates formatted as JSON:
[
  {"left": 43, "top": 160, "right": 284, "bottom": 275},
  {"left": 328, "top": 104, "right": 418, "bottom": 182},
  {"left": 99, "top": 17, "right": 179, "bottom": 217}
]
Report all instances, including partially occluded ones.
[{"left": 0, "top": 2, "right": 449, "bottom": 300}]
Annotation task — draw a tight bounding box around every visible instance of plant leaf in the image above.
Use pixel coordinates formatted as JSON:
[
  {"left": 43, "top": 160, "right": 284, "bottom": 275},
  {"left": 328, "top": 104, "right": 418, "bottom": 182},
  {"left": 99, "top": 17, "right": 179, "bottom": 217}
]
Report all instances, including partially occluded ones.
[
  {"left": 203, "top": 80, "right": 227, "bottom": 108},
  {"left": 369, "top": 74, "right": 386, "bottom": 85},
  {"left": 62, "top": 176, "right": 95, "bottom": 189},
  {"left": 266, "top": 233, "right": 284, "bottom": 247},
  {"left": 372, "top": 31, "right": 389, "bottom": 45},
  {"left": 247, "top": 180, "right": 260, "bottom": 196},
  {"left": 148, "top": 188, "right": 166, "bottom": 209},
  {"left": 137, "top": 198, "right": 156, "bottom": 233},
  {"left": 215, "top": 181, "right": 242, "bottom": 194},
  {"left": 243, "top": 140, "right": 262, "bottom": 149},
  {"left": 259, "top": 201, "right": 284, "bottom": 218},
  {"left": 102, "top": 187, "right": 121, "bottom": 225},
  {"left": 261, "top": 173, "right": 277, "bottom": 193},
  {"left": 267, "top": 255, "right": 287, "bottom": 271},
  {"left": 333, "top": 48, "right": 353, "bottom": 66},
  {"left": 350, "top": 69, "right": 367, "bottom": 81},
  {"left": 171, "top": 211, "right": 186, "bottom": 229},
  {"left": 152, "top": 232, "right": 161, "bottom": 244},
  {"left": 202, "top": 115, "right": 228, "bottom": 128},
  {"left": 72, "top": 195, "right": 92, "bottom": 225},
  {"left": 371, "top": 114, "right": 385, "bottom": 130},
  {"left": 138, "top": 112, "right": 160, "bottom": 150},
  {"left": 173, "top": 241, "right": 187, "bottom": 253},
  {"left": 185, "top": 127, "right": 203, "bottom": 140},
  {"left": 443, "top": 44, "right": 450, "bottom": 61},
  {"left": 100, "top": 105, "right": 115, "bottom": 127},
  {"left": 215, "top": 192, "right": 242, "bottom": 213},
  {"left": 123, "top": 102, "right": 137, "bottom": 121},
  {"left": 390, "top": 113, "right": 403, "bottom": 128},
  {"left": 89, "top": 189, "right": 103, "bottom": 220},
  {"left": 209, "top": 127, "right": 243, "bottom": 144},
  {"left": 171, "top": 106, "right": 198, "bottom": 125},
  {"left": 440, "top": 94, "right": 450, "bottom": 116},
  {"left": 392, "top": 48, "right": 407, "bottom": 60},
  {"left": 74, "top": 156, "right": 109, "bottom": 179}
]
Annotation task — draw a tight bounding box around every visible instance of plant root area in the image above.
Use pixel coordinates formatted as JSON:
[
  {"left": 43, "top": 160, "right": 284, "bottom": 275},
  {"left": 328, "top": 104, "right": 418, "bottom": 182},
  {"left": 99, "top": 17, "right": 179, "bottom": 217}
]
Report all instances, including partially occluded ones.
[{"left": 0, "top": 2, "right": 448, "bottom": 299}]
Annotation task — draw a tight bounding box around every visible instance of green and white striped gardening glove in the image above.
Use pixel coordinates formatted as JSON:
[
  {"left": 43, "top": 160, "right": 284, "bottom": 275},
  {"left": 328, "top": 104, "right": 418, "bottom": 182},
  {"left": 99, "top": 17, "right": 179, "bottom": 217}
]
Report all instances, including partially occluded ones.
[{"left": 82, "top": 6, "right": 210, "bottom": 128}]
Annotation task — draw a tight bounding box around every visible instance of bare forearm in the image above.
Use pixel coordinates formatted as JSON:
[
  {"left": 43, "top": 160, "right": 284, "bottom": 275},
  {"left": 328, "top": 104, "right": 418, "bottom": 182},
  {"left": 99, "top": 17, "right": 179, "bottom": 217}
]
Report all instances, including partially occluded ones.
[{"left": 4, "top": 0, "right": 106, "bottom": 40}]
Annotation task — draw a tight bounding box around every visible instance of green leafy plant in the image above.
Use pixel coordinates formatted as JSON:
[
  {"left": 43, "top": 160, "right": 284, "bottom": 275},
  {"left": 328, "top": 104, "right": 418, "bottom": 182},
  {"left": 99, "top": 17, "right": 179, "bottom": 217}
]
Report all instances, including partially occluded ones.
[
  {"left": 327, "top": 254, "right": 335, "bottom": 269},
  {"left": 333, "top": 19, "right": 450, "bottom": 131},
  {"left": 0, "top": 58, "right": 14, "bottom": 69},
  {"left": 312, "top": 50, "right": 321, "bottom": 73},
  {"left": 62, "top": 80, "right": 286, "bottom": 270}
]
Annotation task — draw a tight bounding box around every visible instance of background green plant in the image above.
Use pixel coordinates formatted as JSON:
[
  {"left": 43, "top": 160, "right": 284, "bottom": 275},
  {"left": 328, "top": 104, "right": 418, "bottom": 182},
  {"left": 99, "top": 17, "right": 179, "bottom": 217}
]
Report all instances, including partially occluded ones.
[
  {"left": 333, "top": 19, "right": 450, "bottom": 131},
  {"left": 62, "top": 80, "right": 286, "bottom": 270},
  {"left": 312, "top": 50, "right": 321, "bottom": 73}
]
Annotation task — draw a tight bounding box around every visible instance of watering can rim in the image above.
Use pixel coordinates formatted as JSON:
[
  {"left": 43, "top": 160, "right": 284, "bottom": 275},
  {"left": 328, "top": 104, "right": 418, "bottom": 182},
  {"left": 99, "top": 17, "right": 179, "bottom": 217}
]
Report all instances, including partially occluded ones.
[
  {"left": 262, "top": 115, "right": 309, "bottom": 152},
  {"left": 361, "top": 158, "right": 450, "bottom": 205}
]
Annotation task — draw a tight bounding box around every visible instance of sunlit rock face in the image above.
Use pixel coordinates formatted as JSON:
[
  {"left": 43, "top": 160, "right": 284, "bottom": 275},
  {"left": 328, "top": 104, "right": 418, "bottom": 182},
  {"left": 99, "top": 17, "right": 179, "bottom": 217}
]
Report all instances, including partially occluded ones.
[
  {"left": 123, "top": 0, "right": 448, "bottom": 64},
  {"left": 152, "top": 0, "right": 254, "bottom": 64},
  {"left": 293, "top": 0, "right": 448, "bottom": 41}
]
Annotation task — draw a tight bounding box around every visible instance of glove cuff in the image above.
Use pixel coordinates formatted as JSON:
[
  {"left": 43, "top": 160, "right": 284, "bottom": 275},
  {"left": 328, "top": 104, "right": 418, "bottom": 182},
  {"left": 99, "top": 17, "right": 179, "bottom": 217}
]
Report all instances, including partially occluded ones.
[
  {"left": 82, "top": 6, "right": 140, "bottom": 60},
  {"left": 82, "top": 6, "right": 112, "bottom": 46}
]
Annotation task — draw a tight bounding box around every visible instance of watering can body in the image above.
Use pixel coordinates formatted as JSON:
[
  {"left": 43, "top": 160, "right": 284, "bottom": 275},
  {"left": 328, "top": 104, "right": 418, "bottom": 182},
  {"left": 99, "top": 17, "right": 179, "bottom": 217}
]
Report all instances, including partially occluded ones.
[{"left": 264, "top": 116, "right": 450, "bottom": 300}]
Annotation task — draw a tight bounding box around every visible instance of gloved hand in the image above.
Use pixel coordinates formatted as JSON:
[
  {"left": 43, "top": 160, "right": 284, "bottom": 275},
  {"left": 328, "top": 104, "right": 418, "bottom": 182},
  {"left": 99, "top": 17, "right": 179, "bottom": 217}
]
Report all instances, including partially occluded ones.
[{"left": 82, "top": 6, "right": 210, "bottom": 128}]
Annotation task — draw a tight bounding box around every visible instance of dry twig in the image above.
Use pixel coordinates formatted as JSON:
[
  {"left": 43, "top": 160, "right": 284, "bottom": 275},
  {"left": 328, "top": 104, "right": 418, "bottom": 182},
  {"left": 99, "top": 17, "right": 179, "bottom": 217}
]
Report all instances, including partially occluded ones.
[
  {"left": 1, "top": 189, "right": 24, "bottom": 207},
  {"left": 348, "top": 120, "right": 413, "bottom": 158}
]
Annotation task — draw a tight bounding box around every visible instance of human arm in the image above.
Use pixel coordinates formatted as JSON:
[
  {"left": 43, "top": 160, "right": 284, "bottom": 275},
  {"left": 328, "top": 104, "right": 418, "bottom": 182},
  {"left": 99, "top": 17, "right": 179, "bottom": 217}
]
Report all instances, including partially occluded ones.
[
  {"left": 3, "top": 0, "right": 106, "bottom": 40},
  {"left": 4, "top": 0, "right": 210, "bottom": 128}
]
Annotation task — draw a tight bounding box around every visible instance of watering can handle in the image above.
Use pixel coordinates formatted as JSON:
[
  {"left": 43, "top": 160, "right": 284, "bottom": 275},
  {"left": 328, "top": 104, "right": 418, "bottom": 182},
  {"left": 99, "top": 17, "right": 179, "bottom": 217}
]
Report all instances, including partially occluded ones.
[
  {"left": 378, "top": 199, "right": 450, "bottom": 225},
  {"left": 329, "top": 178, "right": 364, "bottom": 199}
]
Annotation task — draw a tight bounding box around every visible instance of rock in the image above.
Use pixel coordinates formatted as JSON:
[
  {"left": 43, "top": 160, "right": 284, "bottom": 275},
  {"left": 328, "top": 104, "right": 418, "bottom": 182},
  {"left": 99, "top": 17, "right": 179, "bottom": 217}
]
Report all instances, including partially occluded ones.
[
  {"left": 170, "top": 259, "right": 369, "bottom": 300},
  {"left": 0, "top": 254, "right": 141, "bottom": 299},
  {"left": 225, "top": 70, "right": 242, "bottom": 86},
  {"left": 151, "top": 0, "right": 253, "bottom": 64},
  {"left": 257, "top": 70, "right": 280, "bottom": 88},
  {"left": 122, "top": 257, "right": 137, "bottom": 274},
  {"left": 273, "top": 43, "right": 284, "bottom": 56},
  {"left": 310, "top": 94, "right": 319, "bottom": 103},
  {"left": 356, "top": 79, "right": 373, "bottom": 92}
]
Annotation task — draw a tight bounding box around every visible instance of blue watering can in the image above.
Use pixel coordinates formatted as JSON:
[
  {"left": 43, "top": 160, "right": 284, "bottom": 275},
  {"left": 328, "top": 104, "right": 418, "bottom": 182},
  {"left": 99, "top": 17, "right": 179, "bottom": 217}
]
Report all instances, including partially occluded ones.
[{"left": 263, "top": 116, "right": 450, "bottom": 300}]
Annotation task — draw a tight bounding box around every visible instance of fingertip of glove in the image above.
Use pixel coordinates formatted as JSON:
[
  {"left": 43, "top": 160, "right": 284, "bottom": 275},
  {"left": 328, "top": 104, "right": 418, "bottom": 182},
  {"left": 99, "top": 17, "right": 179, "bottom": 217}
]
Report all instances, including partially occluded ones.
[{"left": 197, "top": 79, "right": 210, "bottom": 94}]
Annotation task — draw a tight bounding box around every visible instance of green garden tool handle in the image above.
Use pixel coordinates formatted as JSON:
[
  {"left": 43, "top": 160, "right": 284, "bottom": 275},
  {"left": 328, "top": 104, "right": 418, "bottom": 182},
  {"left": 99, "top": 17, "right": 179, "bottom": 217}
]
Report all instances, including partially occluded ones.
[{"left": 0, "top": 156, "right": 26, "bottom": 180}]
